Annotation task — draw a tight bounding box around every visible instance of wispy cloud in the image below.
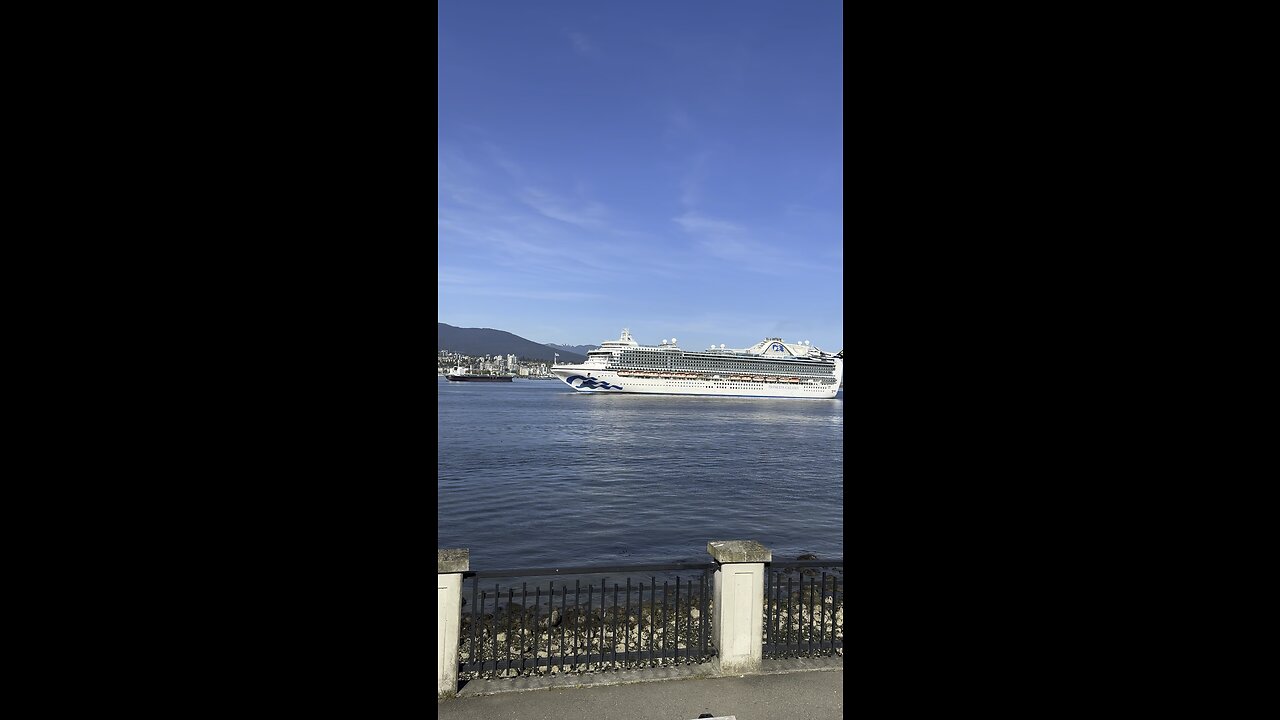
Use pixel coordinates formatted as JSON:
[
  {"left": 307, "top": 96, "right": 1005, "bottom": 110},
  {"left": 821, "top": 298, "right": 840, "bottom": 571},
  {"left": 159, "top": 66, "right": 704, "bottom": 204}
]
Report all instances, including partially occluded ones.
[
  {"left": 438, "top": 146, "right": 481, "bottom": 181},
  {"left": 519, "top": 187, "right": 610, "bottom": 230},
  {"left": 567, "top": 30, "right": 595, "bottom": 56},
  {"left": 673, "top": 211, "right": 831, "bottom": 276},
  {"left": 441, "top": 172, "right": 643, "bottom": 280},
  {"left": 439, "top": 142, "right": 708, "bottom": 309},
  {"left": 441, "top": 213, "right": 605, "bottom": 273},
  {"left": 664, "top": 108, "right": 695, "bottom": 141},
  {"left": 483, "top": 142, "right": 525, "bottom": 180},
  {"left": 678, "top": 150, "right": 711, "bottom": 208},
  {"left": 673, "top": 212, "right": 742, "bottom": 239}
]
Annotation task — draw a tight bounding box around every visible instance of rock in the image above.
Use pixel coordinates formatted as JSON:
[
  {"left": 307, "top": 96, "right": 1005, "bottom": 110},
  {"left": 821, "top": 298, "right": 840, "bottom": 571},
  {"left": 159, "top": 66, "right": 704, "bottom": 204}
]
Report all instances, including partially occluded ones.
[
  {"left": 538, "top": 651, "right": 548, "bottom": 658},
  {"left": 689, "top": 608, "right": 700, "bottom": 619},
  {"left": 496, "top": 632, "right": 507, "bottom": 643},
  {"left": 797, "top": 553, "right": 819, "bottom": 560},
  {"left": 550, "top": 609, "right": 562, "bottom": 627}
]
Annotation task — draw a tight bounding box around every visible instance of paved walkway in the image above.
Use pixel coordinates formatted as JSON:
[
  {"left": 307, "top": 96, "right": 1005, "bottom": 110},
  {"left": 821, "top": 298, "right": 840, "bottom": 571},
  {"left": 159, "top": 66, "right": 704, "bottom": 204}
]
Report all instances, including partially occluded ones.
[{"left": 438, "top": 659, "right": 842, "bottom": 720}]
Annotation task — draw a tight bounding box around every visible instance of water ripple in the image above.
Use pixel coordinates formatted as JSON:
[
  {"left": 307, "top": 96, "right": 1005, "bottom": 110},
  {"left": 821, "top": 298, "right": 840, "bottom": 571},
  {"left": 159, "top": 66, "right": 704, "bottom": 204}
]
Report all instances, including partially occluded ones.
[{"left": 439, "top": 379, "right": 842, "bottom": 568}]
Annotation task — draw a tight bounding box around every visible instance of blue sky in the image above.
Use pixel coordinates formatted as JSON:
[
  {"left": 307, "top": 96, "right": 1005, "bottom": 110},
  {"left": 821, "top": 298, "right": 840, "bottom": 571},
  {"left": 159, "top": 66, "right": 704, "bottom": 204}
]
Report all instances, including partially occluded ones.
[{"left": 439, "top": 0, "right": 843, "bottom": 353}]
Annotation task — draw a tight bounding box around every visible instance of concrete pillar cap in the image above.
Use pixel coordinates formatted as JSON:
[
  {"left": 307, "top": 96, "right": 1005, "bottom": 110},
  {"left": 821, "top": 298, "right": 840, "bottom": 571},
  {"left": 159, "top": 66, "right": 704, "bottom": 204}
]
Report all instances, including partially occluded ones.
[
  {"left": 438, "top": 548, "right": 470, "bottom": 573},
  {"left": 707, "top": 540, "right": 771, "bottom": 563}
]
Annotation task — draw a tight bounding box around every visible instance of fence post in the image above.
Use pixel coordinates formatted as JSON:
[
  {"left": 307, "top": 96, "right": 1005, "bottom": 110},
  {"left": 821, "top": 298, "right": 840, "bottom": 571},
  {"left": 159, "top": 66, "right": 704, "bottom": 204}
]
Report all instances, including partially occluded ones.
[
  {"left": 707, "top": 540, "right": 770, "bottom": 675},
  {"left": 438, "top": 548, "right": 469, "bottom": 698}
]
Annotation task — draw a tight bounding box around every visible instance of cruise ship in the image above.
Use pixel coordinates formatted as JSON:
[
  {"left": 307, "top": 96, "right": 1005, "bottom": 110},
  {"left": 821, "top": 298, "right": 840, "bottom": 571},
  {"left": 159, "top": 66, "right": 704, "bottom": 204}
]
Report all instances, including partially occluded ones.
[{"left": 550, "top": 329, "right": 843, "bottom": 398}]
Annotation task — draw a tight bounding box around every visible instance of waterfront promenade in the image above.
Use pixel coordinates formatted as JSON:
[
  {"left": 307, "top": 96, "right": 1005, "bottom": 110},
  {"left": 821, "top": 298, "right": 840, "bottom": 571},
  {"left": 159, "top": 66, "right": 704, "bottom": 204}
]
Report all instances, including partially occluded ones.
[
  {"left": 437, "top": 659, "right": 842, "bottom": 720},
  {"left": 438, "top": 543, "right": 843, "bottom": 718}
]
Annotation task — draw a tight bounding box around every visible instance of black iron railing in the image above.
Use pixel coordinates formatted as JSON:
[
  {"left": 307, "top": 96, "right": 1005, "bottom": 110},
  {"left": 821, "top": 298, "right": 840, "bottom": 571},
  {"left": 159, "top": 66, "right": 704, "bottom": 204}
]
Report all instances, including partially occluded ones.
[
  {"left": 762, "top": 560, "right": 844, "bottom": 659},
  {"left": 459, "top": 562, "right": 717, "bottom": 680}
]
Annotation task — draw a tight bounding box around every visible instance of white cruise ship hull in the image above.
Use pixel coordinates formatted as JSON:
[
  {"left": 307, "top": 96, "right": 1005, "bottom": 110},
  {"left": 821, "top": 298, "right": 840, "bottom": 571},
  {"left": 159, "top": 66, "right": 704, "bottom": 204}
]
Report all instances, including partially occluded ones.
[
  {"left": 547, "top": 358, "right": 839, "bottom": 397},
  {"left": 551, "top": 359, "right": 843, "bottom": 399}
]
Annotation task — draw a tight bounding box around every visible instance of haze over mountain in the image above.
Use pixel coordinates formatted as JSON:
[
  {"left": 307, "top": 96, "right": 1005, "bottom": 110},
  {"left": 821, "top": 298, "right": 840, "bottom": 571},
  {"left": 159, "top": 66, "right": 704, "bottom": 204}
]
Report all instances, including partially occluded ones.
[
  {"left": 545, "top": 343, "right": 599, "bottom": 356},
  {"left": 438, "top": 323, "right": 587, "bottom": 364}
]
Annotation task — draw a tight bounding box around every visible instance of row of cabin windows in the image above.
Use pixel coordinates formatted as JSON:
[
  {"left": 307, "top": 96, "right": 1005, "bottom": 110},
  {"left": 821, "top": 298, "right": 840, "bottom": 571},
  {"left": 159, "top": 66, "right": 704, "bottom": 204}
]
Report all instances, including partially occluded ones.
[{"left": 615, "top": 352, "right": 826, "bottom": 375}]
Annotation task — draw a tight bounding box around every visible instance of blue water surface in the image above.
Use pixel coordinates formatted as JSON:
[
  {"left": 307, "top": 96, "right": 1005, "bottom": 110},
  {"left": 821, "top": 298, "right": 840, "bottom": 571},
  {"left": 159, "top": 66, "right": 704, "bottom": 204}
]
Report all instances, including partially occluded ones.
[{"left": 438, "top": 377, "right": 843, "bottom": 570}]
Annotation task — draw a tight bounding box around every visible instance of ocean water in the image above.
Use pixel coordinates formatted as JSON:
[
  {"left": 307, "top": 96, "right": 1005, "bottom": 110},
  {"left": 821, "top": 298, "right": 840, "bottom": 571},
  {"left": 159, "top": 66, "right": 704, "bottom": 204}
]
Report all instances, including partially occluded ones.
[{"left": 437, "top": 377, "right": 843, "bottom": 570}]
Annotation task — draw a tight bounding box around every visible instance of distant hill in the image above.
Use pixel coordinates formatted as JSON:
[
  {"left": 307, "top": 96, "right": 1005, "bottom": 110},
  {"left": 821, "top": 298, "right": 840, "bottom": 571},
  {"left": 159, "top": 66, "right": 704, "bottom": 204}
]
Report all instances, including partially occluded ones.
[
  {"left": 438, "top": 323, "right": 587, "bottom": 363},
  {"left": 545, "top": 343, "right": 599, "bottom": 356}
]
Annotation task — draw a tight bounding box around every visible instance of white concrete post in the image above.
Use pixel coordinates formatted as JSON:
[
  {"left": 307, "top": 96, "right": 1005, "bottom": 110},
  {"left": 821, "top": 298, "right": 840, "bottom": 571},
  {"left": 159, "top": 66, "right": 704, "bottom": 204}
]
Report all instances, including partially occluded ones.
[
  {"left": 438, "top": 548, "right": 468, "bottom": 699},
  {"left": 708, "top": 540, "right": 770, "bottom": 675}
]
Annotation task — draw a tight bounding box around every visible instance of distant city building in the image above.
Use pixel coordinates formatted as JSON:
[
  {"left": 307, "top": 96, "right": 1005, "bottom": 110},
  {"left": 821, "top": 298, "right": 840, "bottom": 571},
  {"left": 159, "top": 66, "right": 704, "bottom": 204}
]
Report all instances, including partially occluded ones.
[{"left": 437, "top": 348, "right": 556, "bottom": 378}]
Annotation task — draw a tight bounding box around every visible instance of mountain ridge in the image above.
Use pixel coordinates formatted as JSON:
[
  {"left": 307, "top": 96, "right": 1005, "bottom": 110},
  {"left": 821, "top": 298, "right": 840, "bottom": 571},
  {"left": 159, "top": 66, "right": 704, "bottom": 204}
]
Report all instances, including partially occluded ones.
[
  {"left": 545, "top": 343, "right": 599, "bottom": 356},
  {"left": 438, "top": 323, "right": 587, "bottom": 363}
]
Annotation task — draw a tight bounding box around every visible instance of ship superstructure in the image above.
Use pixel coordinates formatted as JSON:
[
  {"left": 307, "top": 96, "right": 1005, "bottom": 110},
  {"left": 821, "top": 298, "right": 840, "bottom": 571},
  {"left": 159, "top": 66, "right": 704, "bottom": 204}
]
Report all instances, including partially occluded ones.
[{"left": 550, "top": 329, "right": 843, "bottom": 398}]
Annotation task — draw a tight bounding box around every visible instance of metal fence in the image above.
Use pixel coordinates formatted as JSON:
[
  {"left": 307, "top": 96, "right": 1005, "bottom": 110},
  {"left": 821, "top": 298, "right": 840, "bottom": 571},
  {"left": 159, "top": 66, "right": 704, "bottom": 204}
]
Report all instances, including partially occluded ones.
[
  {"left": 762, "top": 560, "right": 844, "bottom": 659},
  {"left": 459, "top": 562, "right": 717, "bottom": 681}
]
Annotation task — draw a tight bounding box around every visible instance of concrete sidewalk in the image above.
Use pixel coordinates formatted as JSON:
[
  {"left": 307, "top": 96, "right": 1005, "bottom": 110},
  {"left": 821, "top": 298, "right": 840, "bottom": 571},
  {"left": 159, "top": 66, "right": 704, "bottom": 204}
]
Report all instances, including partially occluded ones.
[{"left": 437, "top": 659, "right": 842, "bottom": 720}]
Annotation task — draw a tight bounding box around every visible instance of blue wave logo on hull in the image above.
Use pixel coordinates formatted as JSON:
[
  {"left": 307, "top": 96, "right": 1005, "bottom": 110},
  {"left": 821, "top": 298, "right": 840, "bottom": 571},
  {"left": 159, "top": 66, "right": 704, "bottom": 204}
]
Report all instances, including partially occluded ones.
[{"left": 564, "top": 375, "right": 623, "bottom": 390}]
